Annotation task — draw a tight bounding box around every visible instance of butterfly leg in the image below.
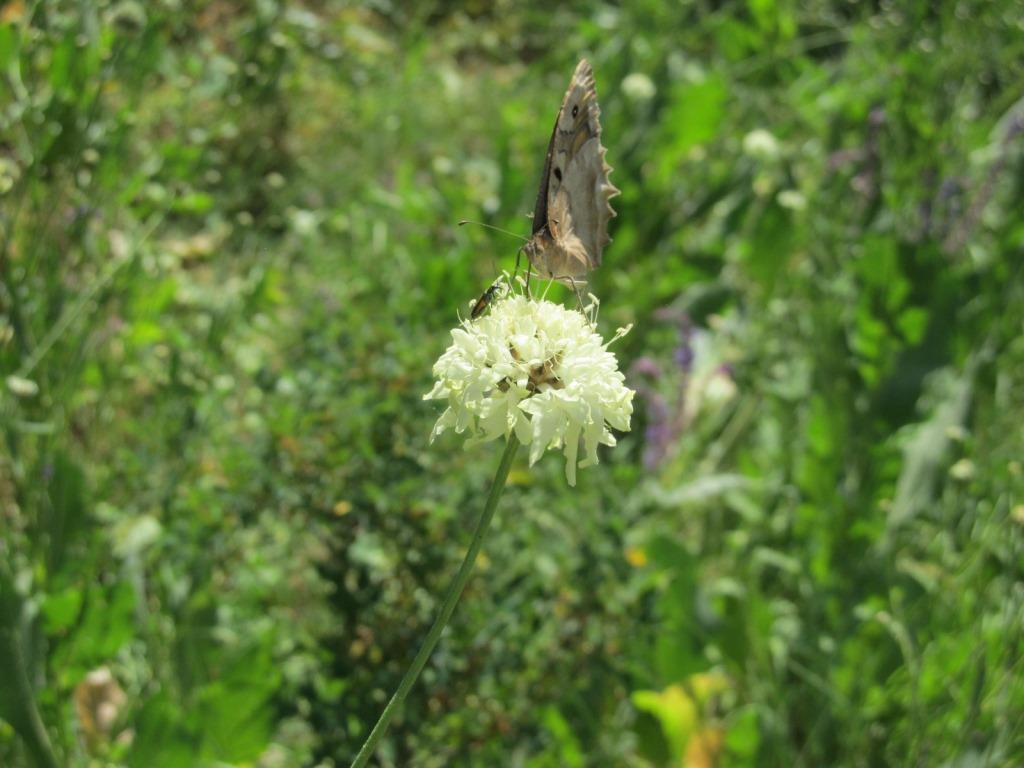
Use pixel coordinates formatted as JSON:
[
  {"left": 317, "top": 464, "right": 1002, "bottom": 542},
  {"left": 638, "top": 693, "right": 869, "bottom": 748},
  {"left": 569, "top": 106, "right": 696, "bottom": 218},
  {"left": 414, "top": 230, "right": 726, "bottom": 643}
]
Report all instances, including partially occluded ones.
[
  {"left": 555, "top": 276, "right": 593, "bottom": 327},
  {"left": 569, "top": 278, "right": 588, "bottom": 322},
  {"left": 515, "top": 246, "right": 533, "bottom": 296}
]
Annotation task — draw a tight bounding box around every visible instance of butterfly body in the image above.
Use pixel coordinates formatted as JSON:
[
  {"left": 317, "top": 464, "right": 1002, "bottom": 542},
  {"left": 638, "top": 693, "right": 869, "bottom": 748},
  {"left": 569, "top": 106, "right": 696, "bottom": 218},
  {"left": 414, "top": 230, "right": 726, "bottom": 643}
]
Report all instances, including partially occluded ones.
[{"left": 524, "top": 60, "right": 619, "bottom": 284}]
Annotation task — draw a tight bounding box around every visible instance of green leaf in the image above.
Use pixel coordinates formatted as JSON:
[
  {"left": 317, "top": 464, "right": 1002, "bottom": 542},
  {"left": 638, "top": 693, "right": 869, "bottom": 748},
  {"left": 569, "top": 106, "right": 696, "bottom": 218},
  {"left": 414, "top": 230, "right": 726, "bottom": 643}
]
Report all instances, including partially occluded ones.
[
  {"left": 0, "top": 23, "right": 17, "bottom": 71},
  {"left": 887, "top": 359, "right": 977, "bottom": 533},
  {"left": 48, "top": 452, "right": 89, "bottom": 571},
  {"left": 540, "top": 706, "right": 584, "bottom": 768},
  {"left": 632, "top": 686, "right": 696, "bottom": 760},
  {"left": 647, "top": 537, "right": 704, "bottom": 680},
  {"left": 648, "top": 474, "right": 751, "bottom": 508},
  {"left": 41, "top": 588, "right": 83, "bottom": 634},
  {"left": 723, "top": 707, "right": 760, "bottom": 767},
  {"left": 126, "top": 320, "right": 166, "bottom": 345},
  {"left": 198, "top": 644, "right": 280, "bottom": 762},
  {"left": 171, "top": 192, "right": 215, "bottom": 214},
  {"left": 48, "top": 35, "right": 76, "bottom": 95},
  {"left": 744, "top": 202, "right": 793, "bottom": 289},
  {"left": 129, "top": 694, "right": 199, "bottom": 767},
  {"left": 655, "top": 75, "right": 727, "bottom": 182},
  {"left": 56, "top": 583, "right": 135, "bottom": 680},
  {"left": 898, "top": 306, "right": 929, "bottom": 345}
]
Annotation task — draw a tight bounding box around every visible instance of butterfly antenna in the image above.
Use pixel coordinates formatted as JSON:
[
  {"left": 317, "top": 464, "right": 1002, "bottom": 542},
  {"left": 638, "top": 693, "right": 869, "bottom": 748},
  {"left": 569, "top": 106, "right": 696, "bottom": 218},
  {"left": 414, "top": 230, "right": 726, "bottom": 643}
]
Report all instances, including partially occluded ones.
[
  {"left": 513, "top": 245, "right": 525, "bottom": 281},
  {"left": 458, "top": 220, "right": 528, "bottom": 243}
]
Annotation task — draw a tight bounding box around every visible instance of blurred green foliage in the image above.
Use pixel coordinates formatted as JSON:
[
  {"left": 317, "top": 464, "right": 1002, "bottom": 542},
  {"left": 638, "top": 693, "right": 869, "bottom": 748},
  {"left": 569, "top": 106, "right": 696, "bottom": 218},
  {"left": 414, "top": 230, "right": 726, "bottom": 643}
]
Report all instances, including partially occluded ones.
[{"left": 1, "top": 1, "right": 1023, "bottom": 766}]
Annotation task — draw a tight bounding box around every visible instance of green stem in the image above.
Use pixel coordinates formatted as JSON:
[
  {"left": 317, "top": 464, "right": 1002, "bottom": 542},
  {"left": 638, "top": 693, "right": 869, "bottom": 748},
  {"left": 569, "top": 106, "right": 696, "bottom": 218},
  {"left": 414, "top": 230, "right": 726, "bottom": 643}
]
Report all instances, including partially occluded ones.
[
  {"left": 0, "top": 593, "right": 60, "bottom": 768},
  {"left": 350, "top": 434, "right": 520, "bottom": 768}
]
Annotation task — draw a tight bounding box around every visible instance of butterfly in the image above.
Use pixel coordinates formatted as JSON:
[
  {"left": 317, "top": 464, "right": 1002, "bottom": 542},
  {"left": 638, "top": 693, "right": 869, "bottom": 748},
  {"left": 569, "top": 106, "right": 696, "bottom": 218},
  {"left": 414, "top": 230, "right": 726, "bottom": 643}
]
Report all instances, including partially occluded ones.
[{"left": 523, "top": 59, "right": 619, "bottom": 287}]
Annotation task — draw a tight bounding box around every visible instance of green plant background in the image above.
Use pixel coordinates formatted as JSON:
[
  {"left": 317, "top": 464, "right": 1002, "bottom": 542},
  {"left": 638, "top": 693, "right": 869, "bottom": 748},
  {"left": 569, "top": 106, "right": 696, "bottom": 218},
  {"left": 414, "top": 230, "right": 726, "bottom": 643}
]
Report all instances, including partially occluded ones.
[{"left": 1, "top": 1, "right": 1022, "bottom": 766}]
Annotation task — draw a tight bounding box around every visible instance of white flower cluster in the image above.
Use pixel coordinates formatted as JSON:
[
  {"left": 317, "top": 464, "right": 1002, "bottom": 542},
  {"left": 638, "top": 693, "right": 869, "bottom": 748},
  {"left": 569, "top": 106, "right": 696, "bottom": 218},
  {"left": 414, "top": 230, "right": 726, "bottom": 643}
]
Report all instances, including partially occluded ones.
[{"left": 424, "top": 294, "right": 633, "bottom": 485}]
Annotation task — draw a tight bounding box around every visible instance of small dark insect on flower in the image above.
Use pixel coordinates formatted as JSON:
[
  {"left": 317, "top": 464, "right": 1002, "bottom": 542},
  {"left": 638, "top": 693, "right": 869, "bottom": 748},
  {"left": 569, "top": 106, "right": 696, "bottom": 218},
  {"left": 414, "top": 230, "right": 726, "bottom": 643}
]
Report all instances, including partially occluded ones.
[{"left": 471, "top": 281, "right": 504, "bottom": 319}]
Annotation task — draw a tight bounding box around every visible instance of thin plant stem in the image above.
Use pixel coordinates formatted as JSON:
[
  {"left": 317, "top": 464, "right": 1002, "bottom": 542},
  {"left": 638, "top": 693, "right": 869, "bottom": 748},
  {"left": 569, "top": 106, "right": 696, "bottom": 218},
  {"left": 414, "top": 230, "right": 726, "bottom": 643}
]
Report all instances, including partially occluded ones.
[
  {"left": 349, "top": 434, "right": 520, "bottom": 768},
  {"left": 0, "top": 595, "right": 60, "bottom": 768}
]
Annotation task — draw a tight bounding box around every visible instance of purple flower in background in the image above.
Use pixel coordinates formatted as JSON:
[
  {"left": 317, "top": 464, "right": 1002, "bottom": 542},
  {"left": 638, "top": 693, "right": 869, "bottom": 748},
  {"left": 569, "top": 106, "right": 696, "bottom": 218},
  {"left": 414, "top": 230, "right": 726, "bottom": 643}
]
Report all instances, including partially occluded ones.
[
  {"left": 631, "top": 356, "right": 662, "bottom": 379},
  {"left": 630, "top": 356, "right": 670, "bottom": 471},
  {"left": 631, "top": 310, "right": 737, "bottom": 472},
  {"left": 642, "top": 392, "right": 672, "bottom": 471},
  {"left": 631, "top": 314, "right": 695, "bottom": 471},
  {"left": 673, "top": 315, "right": 695, "bottom": 373}
]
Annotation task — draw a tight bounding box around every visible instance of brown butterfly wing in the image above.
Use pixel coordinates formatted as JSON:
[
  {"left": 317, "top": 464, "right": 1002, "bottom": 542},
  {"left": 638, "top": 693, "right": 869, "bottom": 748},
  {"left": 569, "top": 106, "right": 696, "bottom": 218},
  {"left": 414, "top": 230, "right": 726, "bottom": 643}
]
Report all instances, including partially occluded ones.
[
  {"left": 530, "top": 111, "right": 558, "bottom": 237},
  {"left": 527, "top": 60, "right": 619, "bottom": 282}
]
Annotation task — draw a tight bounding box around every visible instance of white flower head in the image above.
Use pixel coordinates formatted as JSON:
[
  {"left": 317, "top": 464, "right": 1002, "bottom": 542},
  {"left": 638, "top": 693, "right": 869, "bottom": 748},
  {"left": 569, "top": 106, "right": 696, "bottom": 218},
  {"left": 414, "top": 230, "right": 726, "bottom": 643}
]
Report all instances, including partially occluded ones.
[
  {"left": 621, "top": 72, "right": 656, "bottom": 103},
  {"left": 424, "top": 294, "right": 634, "bottom": 485},
  {"left": 742, "top": 128, "right": 780, "bottom": 160}
]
